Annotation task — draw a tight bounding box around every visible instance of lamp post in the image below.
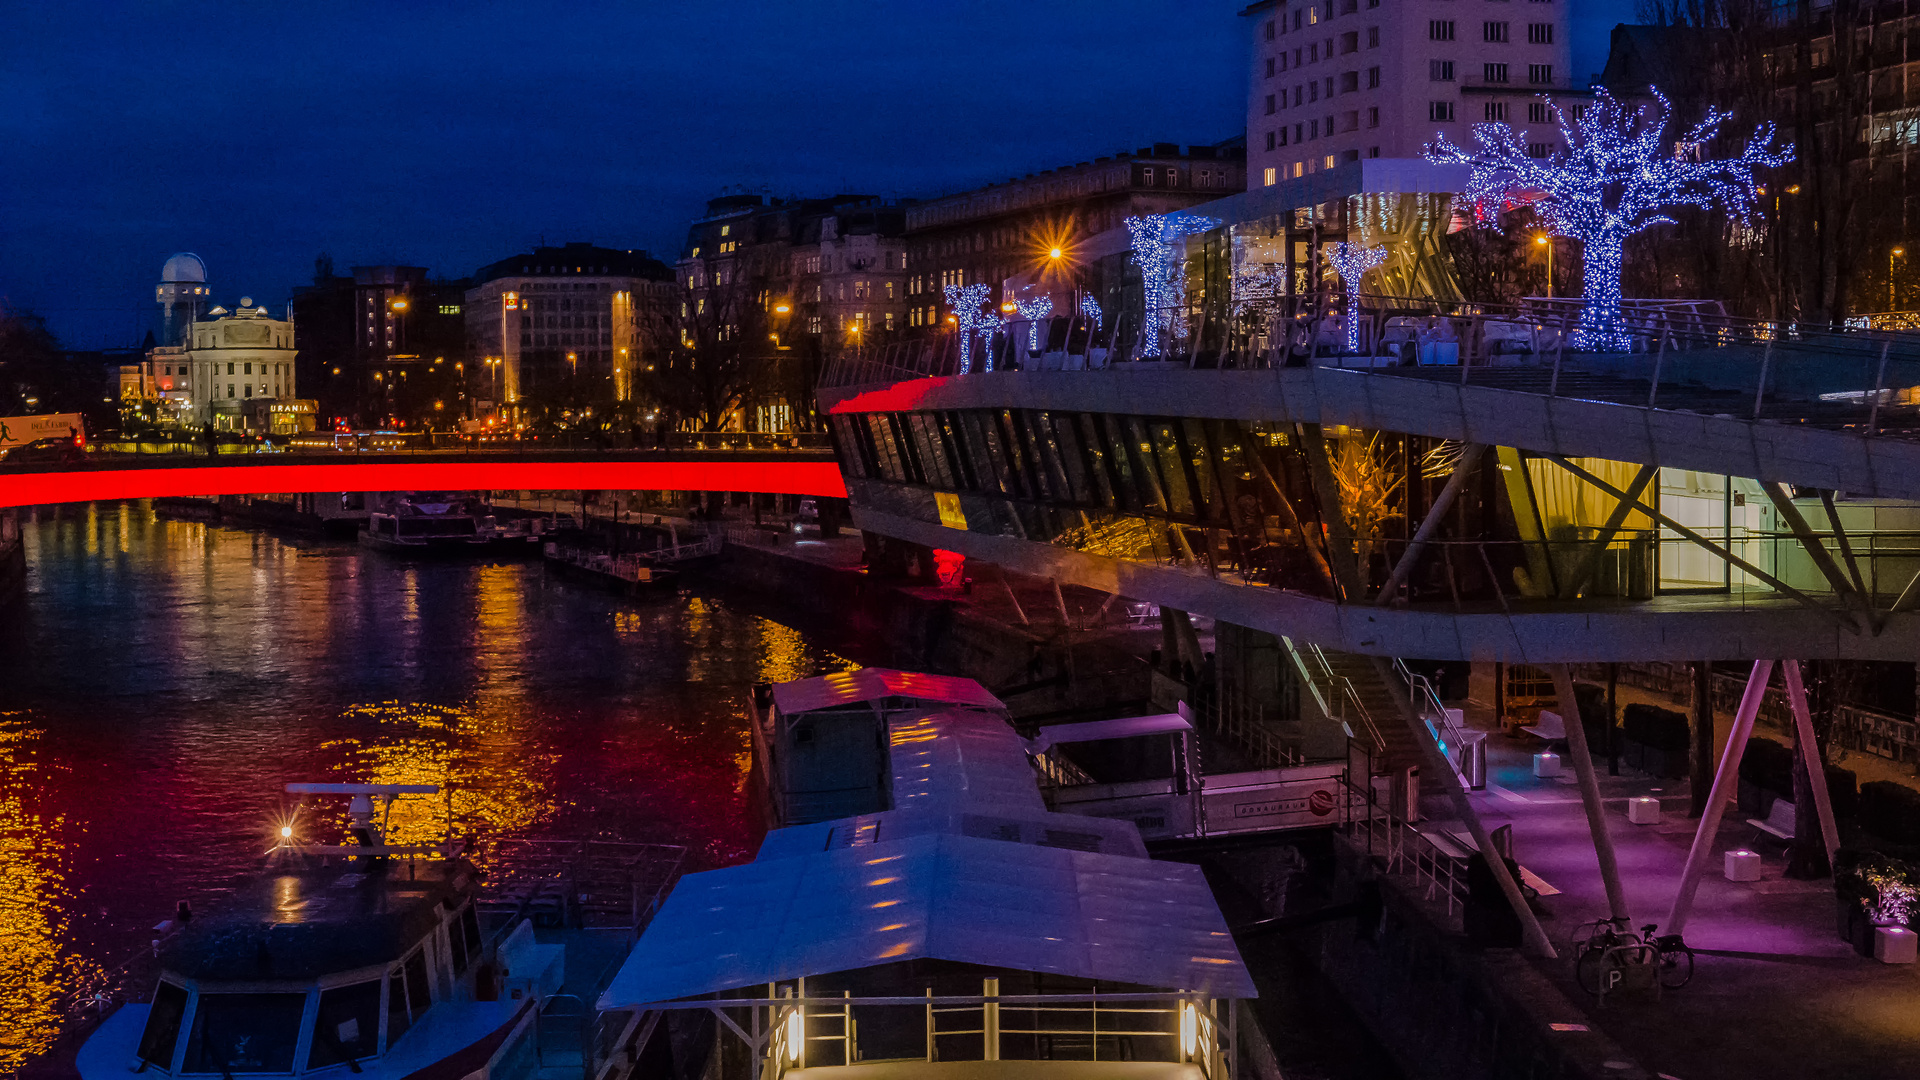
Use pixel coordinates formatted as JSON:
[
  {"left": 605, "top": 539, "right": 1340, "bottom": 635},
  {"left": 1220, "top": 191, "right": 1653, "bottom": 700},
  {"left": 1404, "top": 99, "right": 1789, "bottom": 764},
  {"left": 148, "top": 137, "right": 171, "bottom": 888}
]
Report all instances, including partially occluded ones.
[
  {"left": 1536, "top": 234, "right": 1554, "bottom": 297},
  {"left": 1893, "top": 247, "right": 1906, "bottom": 311}
]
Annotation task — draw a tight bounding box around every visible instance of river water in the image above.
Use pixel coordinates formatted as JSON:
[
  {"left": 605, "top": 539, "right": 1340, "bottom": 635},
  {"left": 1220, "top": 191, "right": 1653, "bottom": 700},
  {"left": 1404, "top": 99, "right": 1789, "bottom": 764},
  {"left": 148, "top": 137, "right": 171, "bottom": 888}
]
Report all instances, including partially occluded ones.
[{"left": 0, "top": 502, "right": 856, "bottom": 1070}]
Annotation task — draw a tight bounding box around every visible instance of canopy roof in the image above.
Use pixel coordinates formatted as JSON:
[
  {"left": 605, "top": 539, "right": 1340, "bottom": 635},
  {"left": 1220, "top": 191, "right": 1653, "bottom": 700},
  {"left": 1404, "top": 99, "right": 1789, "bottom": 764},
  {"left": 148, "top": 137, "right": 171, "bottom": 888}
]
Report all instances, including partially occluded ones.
[
  {"left": 597, "top": 830, "right": 1254, "bottom": 1009},
  {"left": 1036, "top": 712, "right": 1192, "bottom": 749},
  {"left": 771, "top": 668, "right": 1004, "bottom": 717}
]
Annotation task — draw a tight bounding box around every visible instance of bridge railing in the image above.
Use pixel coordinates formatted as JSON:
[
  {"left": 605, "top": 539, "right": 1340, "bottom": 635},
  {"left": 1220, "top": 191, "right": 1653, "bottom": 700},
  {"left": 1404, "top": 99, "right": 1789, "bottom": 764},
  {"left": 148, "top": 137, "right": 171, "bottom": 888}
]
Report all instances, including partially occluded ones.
[
  {"left": 822, "top": 296, "right": 1920, "bottom": 433},
  {"left": 1, "top": 430, "right": 836, "bottom": 470}
]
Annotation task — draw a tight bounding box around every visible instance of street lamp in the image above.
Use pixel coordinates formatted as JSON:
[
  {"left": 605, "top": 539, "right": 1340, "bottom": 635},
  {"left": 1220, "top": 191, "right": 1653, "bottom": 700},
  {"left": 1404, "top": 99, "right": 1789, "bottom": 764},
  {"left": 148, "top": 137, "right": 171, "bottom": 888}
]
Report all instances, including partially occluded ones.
[
  {"left": 1535, "top": 234, "right": 1553, "bottom": 297},
  {"left": 1893, "top": 247, "right": 1906, "bottom": 311}
]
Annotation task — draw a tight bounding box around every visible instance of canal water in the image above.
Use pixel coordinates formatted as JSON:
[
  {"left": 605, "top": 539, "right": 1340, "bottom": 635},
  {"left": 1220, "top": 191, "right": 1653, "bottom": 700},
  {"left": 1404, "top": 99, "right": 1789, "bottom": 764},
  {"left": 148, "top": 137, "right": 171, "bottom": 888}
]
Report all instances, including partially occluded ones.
[{"left": 0, "top": 502, "right": 857, "bottom": 1070}]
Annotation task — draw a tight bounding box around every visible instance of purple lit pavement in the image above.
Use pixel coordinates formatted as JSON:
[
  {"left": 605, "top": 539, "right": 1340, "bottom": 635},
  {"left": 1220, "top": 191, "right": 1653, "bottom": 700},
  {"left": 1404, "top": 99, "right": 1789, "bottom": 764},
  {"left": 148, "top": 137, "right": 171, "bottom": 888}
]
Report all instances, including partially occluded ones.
[{"left": 1446, "top": 724, "right": 1920, "bottom": 1080}]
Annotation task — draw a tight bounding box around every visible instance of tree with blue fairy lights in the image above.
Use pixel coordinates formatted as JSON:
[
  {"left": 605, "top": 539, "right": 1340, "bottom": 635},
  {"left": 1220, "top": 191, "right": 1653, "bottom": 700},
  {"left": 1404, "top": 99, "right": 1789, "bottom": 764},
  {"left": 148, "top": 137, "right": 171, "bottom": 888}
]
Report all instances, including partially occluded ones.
[
  {"left": 943, "top": 283, "right": 998, "bottom": 373},
  {"left": 1424, "top": 88, "right": 1791, "bottom": 350},
  {"left": 1126, "top": 212, "right": 1221, "bottom": 357},
  {"left": 1327, "top": 242, "right": 1388, "bottom": 353}
]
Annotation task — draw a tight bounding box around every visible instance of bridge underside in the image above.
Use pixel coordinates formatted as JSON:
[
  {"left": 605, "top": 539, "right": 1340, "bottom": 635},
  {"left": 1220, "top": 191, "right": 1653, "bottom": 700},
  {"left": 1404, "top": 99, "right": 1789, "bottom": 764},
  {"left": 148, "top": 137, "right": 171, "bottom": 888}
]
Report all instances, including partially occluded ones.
[
  {"left": 821, "top": 369, "right": 1920, "bottom": 662},
  {"left": 0, "top": 452, "right": 848, "bottom": 509}
]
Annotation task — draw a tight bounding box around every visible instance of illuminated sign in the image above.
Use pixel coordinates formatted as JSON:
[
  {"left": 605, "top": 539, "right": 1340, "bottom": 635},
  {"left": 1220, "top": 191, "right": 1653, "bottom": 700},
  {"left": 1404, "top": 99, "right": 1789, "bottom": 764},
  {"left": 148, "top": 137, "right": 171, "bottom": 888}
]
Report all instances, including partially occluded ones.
[{"left": 504, "top": 292, "right": 520, "bottom": 311}]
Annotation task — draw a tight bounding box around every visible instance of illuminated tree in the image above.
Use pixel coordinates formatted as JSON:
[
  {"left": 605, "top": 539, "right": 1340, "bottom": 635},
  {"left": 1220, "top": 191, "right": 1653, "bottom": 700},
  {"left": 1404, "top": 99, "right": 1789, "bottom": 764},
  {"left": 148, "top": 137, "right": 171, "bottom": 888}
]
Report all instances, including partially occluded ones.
[
  {"left": 944, "top": 283, "right": 998, "bottom": 373},
  {"left": 1326, "top": 243, "right": 1388, "bottom": 353},
  {"left": 1014, "top": 292, "right": 1053, "bottom": 352},
  {"left": 1126, "top": 212, "right": 1221, "bottom": 356},
  {"left": 1425, "top": 89, "right": 1791, "bottom": 348}
]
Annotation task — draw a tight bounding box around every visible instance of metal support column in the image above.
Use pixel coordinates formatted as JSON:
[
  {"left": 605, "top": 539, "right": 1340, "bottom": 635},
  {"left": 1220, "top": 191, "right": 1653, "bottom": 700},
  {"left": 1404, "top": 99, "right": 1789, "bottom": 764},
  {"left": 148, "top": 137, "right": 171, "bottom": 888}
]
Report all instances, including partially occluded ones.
[
  {"left": 1551, "top": 664, "right": 1631, "bottom": 922},
  {"left": 1783, "top": 661, "right": 1842, "bottom": 867},
  {"left": 1666, "top": 660, "right": 1775, "bottom": 935}
]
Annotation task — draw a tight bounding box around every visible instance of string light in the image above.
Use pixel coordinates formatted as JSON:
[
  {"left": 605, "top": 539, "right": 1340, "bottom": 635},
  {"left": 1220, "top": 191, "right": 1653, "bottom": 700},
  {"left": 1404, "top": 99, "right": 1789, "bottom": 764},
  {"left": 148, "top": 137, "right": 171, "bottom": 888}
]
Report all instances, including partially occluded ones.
[
  {"left": 1425, "top": 88, "right": 1791, "bottom": 349},
  {"left": 1078, "top": 294, "right": 1103, "bottom": 331},
  {"left": 1326, "top": 243, "right": 1387, "bottom": 353},
  {"left": 1014, "top": 292, "right": 1053, "bottom": 352},
  {"left": 1126, "top": 212, "right": 1221, "bottom": 356},
  {"left": 943, "top": 282, "right": 998, "bottom": 372}
]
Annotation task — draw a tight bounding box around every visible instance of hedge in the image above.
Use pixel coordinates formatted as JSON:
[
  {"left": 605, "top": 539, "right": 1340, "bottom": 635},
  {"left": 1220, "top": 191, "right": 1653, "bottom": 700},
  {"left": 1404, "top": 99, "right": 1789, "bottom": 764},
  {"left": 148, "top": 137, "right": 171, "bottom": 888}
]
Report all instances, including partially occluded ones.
[
  {"left": 1860, "top": 780, "right": 1920, "bottom": 845},
  {"left": 1621, "top": 703, "right": 1690, "bottom": 752}
]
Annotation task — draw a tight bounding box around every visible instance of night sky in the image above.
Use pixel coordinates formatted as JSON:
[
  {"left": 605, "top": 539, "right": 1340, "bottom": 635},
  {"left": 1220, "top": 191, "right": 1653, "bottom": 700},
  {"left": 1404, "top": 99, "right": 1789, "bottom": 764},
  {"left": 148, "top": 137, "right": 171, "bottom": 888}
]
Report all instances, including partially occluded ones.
[{"left": 2, "top": 2, "right": 1248, "bottom": 350}]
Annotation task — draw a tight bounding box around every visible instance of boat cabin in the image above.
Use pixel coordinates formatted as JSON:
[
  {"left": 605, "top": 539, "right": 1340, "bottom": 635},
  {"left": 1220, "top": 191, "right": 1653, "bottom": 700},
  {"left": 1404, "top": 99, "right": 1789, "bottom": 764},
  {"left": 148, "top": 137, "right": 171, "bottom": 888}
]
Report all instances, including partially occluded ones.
[{"left": 752, "top": 668, "right": 1009, "bottom": 826}]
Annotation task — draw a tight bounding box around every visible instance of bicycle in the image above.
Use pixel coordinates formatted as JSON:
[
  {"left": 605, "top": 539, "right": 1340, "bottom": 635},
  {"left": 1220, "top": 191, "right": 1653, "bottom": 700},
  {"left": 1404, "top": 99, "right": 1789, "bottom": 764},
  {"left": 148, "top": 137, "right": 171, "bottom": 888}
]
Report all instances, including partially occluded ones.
[{"left": 1640, "top": 923, "right": 1694, "bottom": 989}]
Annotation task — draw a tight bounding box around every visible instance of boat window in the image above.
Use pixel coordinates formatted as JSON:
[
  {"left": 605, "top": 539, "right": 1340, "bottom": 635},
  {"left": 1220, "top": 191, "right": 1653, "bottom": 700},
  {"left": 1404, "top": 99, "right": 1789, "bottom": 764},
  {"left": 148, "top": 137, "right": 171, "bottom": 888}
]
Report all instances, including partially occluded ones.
[
  {"left": 384, "top": 968, "right": 412, "bottom": 1049},
  {"left": 182, "top": 993, "right": 307, "bottom": 1074},
  {"left": 460, "top": 904, "right": 482, "bottom": 958},
  {"left": 448, "top": 911, "right": 470, "bottom": 973},
  {"left": 403, "top": 947, "right": 432, "bottom": 1014},
  {"left": 137, "top": 981, "right": 190, "bottom": 1068},
  {"left": 307, "top": 981, "right": 381, "bottom": 1071}
]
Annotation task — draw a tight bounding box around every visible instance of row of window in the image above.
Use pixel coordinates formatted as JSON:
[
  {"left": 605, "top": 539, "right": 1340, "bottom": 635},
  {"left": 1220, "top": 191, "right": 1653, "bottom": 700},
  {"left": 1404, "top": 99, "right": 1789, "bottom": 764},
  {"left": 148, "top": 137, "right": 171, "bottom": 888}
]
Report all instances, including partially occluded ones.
[
  {"left": 834, "top": 408, "right": 1288, "bottom": 527},
  {"left": 1428, "top": 19, "right": 1553, "bottom": 41},
  {"left": 521, "top": 331, "right": 614, "bottom": 348},
  {"left": 1262, "top": 0, "right": 1555, "bottom": 42},
  {"left": 1265, "top": 25, "right": 1380, "bottom": 78},
  {"left": 1430, "top": 60, "right": 1555, "bottom": 83},
  {"left": 1266, "top": 108, "right": 1380, "bottom": 150}
]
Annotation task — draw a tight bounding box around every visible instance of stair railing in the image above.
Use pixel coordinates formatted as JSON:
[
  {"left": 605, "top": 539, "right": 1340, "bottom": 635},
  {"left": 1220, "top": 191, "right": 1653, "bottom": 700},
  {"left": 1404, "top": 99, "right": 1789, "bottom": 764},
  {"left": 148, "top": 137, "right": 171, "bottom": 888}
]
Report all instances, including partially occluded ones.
[
  {"left": 1291, "top": 640, "right": 1387, "bottom": 755},
  {"left": 1392, "top": 658, "right": 1476, "bottom": 786}
]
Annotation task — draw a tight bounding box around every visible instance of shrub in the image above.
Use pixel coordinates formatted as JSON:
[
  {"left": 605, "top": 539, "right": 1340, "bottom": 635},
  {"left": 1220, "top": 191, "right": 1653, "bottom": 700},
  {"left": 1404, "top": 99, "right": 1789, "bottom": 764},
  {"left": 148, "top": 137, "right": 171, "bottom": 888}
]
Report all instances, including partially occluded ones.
[
  {"left": 1620, "top": 703, "right": 1689, "bottom": 752},
  {"left": 1860, "top": 781, "right": 1920, "bottom": 845},
  {"left": 1825, "top": 765, "right": 1859, "bottom": 823},
  {"left": 1738, "top": 738, "right": 1795, "bottom": 799}
]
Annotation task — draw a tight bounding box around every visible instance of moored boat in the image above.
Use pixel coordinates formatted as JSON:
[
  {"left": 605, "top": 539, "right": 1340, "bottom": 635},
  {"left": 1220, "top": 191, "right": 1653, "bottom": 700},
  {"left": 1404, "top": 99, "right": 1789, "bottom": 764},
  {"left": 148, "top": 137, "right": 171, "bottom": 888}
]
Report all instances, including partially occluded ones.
[
  {"left": 358, "top": 492, "right": 542, "bottom": 558},
  {"left": 76, "top": 783, "right": 684, "bottom": 1080}
]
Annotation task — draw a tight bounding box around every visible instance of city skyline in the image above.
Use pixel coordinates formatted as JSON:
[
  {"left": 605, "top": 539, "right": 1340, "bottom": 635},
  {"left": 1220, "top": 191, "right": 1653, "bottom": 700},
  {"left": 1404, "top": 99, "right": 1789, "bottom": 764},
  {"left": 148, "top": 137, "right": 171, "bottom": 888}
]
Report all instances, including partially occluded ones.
[{"left": 2, "top": 1, "right": 1244, "bottom": 349}]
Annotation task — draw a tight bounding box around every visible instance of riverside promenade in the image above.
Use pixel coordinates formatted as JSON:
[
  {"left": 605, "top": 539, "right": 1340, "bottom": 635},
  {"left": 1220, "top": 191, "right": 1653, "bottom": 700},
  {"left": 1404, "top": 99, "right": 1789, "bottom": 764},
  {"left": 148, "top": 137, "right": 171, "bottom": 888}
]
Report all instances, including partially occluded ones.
[{"left": 1428, "top": 717, "right": 1920, "bottom": 1080}]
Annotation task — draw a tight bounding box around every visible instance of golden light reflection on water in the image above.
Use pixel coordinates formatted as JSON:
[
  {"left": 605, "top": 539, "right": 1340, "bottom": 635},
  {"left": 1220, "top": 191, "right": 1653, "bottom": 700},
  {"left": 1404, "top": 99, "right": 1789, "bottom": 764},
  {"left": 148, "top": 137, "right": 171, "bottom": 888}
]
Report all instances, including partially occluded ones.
[
  {"left": 313, "top": 702, "right": 558, "bottom": 865},
  {"left": 0, "top": 713, "right": 100, "bottom": 1073}
]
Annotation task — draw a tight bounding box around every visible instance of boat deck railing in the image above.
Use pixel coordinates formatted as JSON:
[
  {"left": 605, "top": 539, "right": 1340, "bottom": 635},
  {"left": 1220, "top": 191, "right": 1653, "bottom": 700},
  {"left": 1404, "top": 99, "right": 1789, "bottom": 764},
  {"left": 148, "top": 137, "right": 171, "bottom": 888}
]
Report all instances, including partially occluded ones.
[
  {"left": 639, "top": 982, "right": 1232, "bottom": 1080},
  {"left": 477, "top": 839, "right": 687, "bottom": 938}
]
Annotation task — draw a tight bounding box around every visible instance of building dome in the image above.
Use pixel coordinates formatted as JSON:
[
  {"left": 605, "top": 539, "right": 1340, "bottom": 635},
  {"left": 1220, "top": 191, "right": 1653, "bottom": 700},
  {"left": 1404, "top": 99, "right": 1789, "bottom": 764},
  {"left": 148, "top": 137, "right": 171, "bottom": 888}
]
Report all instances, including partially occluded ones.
[{"left": 161, "top": 252, "right": 207, "bottom": 283}]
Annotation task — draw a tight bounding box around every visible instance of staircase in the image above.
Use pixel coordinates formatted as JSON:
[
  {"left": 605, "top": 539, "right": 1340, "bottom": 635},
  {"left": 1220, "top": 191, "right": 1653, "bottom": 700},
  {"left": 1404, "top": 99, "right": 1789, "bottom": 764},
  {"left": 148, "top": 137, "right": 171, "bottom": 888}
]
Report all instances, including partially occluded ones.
[{"left": 1308, "top": 649, "right": 1430, "bottom": 774}]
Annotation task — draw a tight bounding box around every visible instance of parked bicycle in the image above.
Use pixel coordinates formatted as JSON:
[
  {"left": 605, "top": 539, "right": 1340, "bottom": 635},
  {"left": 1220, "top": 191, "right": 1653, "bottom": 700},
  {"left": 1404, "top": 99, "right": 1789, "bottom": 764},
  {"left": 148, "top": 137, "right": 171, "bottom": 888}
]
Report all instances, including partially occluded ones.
[{"left": 1572, "top": 917, "right": 1694, "bottom": 995}]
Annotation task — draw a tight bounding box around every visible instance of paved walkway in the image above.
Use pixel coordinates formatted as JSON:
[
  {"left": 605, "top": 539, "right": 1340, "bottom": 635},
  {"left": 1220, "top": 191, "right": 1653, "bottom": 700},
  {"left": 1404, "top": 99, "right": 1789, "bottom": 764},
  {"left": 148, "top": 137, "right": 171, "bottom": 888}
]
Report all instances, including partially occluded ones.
[{"left": 1439, "top": 724, "right": 1920, "bottom": 1080}]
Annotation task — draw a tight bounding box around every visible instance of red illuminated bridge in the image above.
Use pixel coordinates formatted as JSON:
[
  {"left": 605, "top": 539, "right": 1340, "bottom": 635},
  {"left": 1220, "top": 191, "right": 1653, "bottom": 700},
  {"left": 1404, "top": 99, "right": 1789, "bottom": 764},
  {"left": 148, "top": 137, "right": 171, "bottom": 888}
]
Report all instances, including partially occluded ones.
[{"left": 0, "top": 448, "right": 848, "bottom": 509}]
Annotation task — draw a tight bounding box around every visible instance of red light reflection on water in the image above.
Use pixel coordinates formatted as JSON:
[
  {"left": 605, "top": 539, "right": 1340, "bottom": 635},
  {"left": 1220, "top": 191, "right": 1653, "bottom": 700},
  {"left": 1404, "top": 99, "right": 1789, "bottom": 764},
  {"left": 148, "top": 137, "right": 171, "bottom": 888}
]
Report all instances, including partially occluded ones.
[{"left": 0, "top": 503, "right": 855, "bottom": 1068}]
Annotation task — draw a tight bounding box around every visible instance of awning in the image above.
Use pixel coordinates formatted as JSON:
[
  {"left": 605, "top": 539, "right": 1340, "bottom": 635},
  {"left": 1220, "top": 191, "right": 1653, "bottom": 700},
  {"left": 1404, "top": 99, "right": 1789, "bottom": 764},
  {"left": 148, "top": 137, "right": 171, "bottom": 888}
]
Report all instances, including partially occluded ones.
[
  {"left": 1036, "top": 711, "right": 1192, "bottom": 750},
  {"left": 597, "top": 830, "right": 1255, "bottom": 1010}
]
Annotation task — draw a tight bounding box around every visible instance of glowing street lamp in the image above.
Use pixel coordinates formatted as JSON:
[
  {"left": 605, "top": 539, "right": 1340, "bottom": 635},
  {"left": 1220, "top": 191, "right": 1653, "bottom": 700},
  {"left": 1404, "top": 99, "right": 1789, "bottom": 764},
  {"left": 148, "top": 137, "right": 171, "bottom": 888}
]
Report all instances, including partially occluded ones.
[
  {"left": 1894, "top": 247, "right": 1907, "bottom": 310},
  {"left": 1535, "top": 234, "right": 1554, "bottom": 297}
]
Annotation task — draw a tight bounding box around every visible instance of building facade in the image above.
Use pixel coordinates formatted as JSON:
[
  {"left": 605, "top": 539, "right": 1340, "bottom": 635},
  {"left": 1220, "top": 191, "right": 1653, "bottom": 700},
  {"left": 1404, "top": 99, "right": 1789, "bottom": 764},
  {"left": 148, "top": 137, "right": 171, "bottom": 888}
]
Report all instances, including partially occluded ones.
[
  {"left": 182, "top": 301, "right": 302, "bottom": 431},
  {"left": 902, "top": 142, "right": 1245, "bottom": 327},
  {"left": 465, "top": 242, "right": 676, "bottom": 412},
  {"left": 155, "top": 252, "right": 210, "bottom": 347},
  {"left": 1242, "top": 0, "right": 1574, "bottom": 188},
  {"left": 676, "top": 195, "right": 909, "bottom": 429}
]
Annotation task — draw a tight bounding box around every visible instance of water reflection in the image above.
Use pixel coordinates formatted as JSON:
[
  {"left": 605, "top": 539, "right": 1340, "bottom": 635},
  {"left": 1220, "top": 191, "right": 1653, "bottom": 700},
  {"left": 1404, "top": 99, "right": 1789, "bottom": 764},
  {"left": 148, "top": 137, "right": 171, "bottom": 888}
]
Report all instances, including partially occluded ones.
[{"left": 0, "top": 502, "right": 854, "bottom": 1067}]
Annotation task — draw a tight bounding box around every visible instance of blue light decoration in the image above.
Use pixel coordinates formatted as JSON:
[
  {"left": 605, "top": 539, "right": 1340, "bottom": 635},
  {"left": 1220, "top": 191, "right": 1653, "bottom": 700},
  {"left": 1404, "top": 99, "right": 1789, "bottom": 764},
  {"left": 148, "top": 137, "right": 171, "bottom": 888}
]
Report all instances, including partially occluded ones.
[
  {"left": 1325, "top": 243, "right": 1388, "bottom": 353},
  {"left": 943, "top": 283, "right": 998, "bottom": 372},
  {"left": 1126, "top": 212, "right": 1222, "bottom": 356},
  {"left": 1014, "top": 292, "right": 1054, "bottom": 352},
  {"left": 1424, "top": 88, "right": 1791, "bottom": 349},
  {"left": 1078, "top": 294, "right": 1103, "bottom": 331}
]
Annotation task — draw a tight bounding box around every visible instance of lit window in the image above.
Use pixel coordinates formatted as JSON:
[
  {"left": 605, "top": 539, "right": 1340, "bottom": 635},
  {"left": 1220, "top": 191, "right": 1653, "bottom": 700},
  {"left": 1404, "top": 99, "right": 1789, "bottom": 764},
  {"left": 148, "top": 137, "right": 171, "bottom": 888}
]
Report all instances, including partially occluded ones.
[{"left": 1264, "top": 166, "right": 1278, "bottom": 186}]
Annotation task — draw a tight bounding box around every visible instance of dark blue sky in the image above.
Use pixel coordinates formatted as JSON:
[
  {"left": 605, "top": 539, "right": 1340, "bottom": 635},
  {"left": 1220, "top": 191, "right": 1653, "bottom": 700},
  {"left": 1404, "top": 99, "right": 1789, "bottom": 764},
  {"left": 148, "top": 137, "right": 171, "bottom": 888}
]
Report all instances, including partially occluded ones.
[{"left": 2, "top": 1, "right": 1248, "bottom": 349}]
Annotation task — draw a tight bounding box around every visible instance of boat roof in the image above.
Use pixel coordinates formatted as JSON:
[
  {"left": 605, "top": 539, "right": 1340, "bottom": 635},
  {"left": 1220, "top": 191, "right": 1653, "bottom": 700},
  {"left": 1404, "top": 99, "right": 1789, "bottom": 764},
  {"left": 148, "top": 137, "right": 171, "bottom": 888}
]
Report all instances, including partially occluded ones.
[
  {"left": 889, "top": 709, "right": 1047, "bottom": 815},
  {"left": 771, "top": 668, "right": 1003, "bottom": 716},
  {"left": 158, "top": 859, "right": 475, "bottom": 983},
  {"left": 596, "top": 829, "right": 1255, "bottom": 1009}
]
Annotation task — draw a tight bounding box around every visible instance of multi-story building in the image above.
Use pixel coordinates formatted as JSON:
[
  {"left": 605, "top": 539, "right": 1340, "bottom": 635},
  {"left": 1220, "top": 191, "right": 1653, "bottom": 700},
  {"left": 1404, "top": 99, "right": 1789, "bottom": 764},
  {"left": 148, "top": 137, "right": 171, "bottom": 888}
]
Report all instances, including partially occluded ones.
[
  {"left": 1242, "top": 0, "right": 1575, "bottom": 188},
  {"left": 465, "top": 242, "right": 676, "bottom": 412},
  {"left": 677, "top": 195, "right": 908, "bottom": 430},
  {"left": 901, "top": 142, "right": 1245, "bottom": 327},
  {"left": 181, "top": 299, "right": 302, "bottom": 431}
]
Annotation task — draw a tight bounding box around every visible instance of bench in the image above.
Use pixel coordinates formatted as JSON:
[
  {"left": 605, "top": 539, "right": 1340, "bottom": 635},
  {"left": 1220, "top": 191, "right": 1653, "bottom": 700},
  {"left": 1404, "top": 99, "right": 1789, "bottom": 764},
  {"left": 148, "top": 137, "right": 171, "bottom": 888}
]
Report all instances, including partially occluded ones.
[
  {"left": 1521, "top": 710, "right": 1566, "bottom": 741},
  {"left": 1747, "top": 797, "right": 1795, "bottom": 843}
]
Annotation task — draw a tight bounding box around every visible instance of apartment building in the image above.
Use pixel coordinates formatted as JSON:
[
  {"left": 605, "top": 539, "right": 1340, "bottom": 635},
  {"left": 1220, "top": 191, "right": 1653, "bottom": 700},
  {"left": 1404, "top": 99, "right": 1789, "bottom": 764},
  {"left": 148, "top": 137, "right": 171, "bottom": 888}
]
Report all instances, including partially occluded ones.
[{"left": 1243, "top": 0, "right": 1574, "bottom": 186}]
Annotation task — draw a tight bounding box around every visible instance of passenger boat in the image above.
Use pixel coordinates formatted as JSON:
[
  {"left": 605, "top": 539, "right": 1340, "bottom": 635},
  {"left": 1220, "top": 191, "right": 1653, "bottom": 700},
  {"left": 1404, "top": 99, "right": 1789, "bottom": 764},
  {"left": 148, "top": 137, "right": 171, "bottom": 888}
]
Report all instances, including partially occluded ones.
[
  {"left": 541, "top": 543, "right": 680, "bottom": 599},
  {"left": 600, "top": 668, "right": 1258, "bottom": 1079},
  {"left": 76, "top": 783, "right": 684, "bottom": 1080},
  {"left": 358, "top": 492, "right": 543, "bottom": 557}
]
